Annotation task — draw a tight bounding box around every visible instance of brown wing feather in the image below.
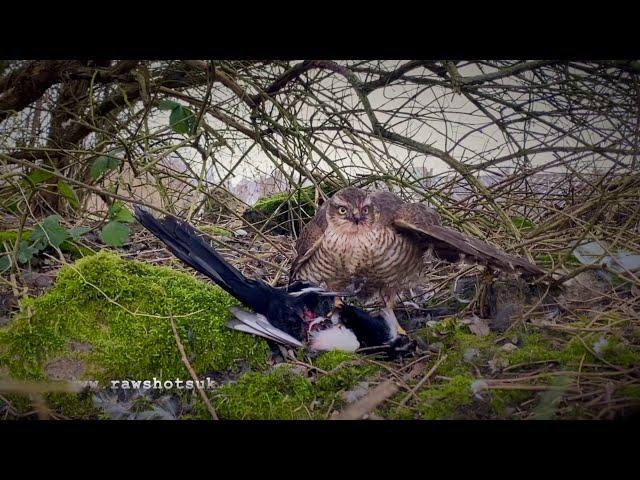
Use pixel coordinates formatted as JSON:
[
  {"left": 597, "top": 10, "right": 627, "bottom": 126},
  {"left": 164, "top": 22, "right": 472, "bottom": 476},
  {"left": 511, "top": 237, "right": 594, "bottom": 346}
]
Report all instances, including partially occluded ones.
[
  {"left": 289, "top": 201, "right": 329, "bottom": 281},
  {"left": 392, "top": 203, "right": 543, "bottom": 276}
]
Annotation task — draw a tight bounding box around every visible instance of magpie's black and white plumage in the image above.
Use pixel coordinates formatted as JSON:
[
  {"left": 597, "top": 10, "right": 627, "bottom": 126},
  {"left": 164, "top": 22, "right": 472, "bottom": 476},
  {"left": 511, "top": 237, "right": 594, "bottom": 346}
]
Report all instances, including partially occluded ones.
[{"left": 133, "top": 207, "right": 414, "bottom": 356}]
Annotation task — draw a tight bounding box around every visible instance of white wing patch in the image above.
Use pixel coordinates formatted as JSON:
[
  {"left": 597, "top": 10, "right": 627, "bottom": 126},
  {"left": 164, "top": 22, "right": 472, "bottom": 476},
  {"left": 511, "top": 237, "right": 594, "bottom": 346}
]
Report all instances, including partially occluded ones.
[{"left": 227, "top": 307, "right": 304, "bottom": 347}]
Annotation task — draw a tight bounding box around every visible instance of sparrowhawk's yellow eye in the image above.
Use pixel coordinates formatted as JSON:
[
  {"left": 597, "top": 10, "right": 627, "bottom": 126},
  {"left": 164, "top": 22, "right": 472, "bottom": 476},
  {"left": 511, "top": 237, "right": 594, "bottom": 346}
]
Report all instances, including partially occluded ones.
[
  {"left": 338, "top": 207, "right": 347, "bottom": 215},
  {"left": 362, "top": 206, "right": 369, "bottom": 214}
]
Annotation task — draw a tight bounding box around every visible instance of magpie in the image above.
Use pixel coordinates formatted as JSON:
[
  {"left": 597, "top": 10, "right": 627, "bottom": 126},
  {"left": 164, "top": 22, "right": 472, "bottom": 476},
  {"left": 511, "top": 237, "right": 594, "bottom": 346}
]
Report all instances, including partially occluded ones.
[{"left": 133, "top": 207, "right": 415, "bottom": 357}]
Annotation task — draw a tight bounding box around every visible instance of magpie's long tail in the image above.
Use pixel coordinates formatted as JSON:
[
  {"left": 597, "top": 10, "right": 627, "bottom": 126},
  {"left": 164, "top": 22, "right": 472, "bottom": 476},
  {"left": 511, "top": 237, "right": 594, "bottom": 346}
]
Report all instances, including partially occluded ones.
[{"left": 133, "top": 207, "right": 273, "bottom": 312}]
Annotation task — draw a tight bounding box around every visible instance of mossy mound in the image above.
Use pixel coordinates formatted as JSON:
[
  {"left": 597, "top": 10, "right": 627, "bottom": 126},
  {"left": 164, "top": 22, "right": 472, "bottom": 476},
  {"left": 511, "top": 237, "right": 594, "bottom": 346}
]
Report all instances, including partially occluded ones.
[
  {"left": 0, "top": 251, "right": 270, "bottom": 417},
  {"left": 243, "top": 184, "right": 338, "bottom": 235},
  {"left": 0, "top": 253, "right": 385, "bottom": 419}
]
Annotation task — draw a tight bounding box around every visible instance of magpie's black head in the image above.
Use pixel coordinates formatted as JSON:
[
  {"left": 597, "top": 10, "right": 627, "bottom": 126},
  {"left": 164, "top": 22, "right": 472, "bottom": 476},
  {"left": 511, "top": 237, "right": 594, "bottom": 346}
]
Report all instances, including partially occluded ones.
[
  {"left": 285, "top": 281, "right": 338, "bottom": 319},
  {"left": 263, "top": 293, "right": 307, "bottom": 341}
]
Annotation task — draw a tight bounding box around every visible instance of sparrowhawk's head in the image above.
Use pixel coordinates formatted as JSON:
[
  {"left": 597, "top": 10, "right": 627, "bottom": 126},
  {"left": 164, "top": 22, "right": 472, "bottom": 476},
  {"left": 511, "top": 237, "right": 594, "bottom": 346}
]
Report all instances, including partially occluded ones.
[{"left": 326, "top": 187, "right": 377, "bottom": 229}]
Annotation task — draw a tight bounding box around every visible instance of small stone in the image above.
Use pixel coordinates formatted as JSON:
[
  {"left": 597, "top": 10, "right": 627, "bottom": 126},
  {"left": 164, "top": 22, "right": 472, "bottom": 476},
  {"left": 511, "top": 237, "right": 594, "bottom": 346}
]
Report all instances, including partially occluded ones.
[
  {"left": 463, "top": 348, "right": 479, "bottom": 363},
  {"left": 592, "top": 336, "right": 608, "bottom": 355},
  {"left": 500, "top": 342, "right": 518, "bottom": 352},
  {"left": 69, "top": 341, "right": 93, "bottom": 352},
  {"left": 22, "top": 271, "right": 54, "bottom": 288},
  {"left": 342, "top": 382, "right": 370, "bottom": 403},
  {"left": 428, "top": 342, "right": 443, "bottom": 353},
  {"left": 470, "top": 379, "right": 489, "bottom": 397},
  {"left": 44, "top": 358, "right": 85, "bottom": 381}
]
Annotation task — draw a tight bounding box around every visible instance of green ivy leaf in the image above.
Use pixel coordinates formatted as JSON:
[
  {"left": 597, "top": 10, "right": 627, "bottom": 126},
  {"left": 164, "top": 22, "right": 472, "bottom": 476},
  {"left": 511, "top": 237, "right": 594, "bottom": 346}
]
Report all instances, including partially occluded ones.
[
  {"left": 0, "top": 255, "right": 11, "bottom": 273},
  {"left": 26, "top": 230, "right": 48, "bottom": 252},
  {"left": 101, "top": 221, "right": 129, "bottom": 247},
  {"left": 57, "top": 180, "right": 80, "bottom": 208},
  {"left": 26, "top": 169, "right": 54, "bottom": 186},
  {"left": 31, "top": 215, "right": 70, "bottom": 249},
  {"left": 17, "top": 241, "right": 39, "bottom": 263},
  {"left": 90, "top": 155, "right": 120, "bottom": 181},
  {"left": 113, "top": 208, "right": 135, "bottom": 224},
  {"left": 158, "top": 99, "right": 180, "bottom": 110},
  {"left": 169, "top": 105, "right": 196, "bottom": 135},
  {"left": 108, "top": 202, "right": 135, "bottom": 223},
  {"left": 68, "top": 226, "right": 90, "bottom": 242}
]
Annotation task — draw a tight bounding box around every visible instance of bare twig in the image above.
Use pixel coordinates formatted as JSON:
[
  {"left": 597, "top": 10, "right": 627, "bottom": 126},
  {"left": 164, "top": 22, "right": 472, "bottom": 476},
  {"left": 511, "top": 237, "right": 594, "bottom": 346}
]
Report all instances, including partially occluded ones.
[{"left": 169, "top": 314, "right": 218, "bottom": 420}]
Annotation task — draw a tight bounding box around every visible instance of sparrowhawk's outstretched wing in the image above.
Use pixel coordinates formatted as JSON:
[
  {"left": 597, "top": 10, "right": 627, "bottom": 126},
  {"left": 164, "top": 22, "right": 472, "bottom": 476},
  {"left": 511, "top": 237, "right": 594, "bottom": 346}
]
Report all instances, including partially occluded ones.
[{"left": 392, "top": 203, "right": 544, "bottom": 276}]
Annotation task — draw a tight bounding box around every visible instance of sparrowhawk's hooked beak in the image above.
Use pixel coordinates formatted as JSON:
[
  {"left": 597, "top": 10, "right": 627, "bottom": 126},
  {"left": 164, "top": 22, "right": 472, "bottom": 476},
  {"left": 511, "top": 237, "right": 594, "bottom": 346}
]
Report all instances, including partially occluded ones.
[{"left": 347, "top": 209, "right": 365, "bottom": 224}]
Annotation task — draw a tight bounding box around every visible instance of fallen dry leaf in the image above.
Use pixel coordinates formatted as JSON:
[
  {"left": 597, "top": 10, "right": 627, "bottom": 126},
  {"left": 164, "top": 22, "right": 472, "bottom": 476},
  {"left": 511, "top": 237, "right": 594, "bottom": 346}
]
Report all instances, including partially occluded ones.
[
  {"left": 488, "top": 356, "right": 509, "bottom": 373},
  {"left": 468, "top": 315, "right": 490, "bottom": 337}
]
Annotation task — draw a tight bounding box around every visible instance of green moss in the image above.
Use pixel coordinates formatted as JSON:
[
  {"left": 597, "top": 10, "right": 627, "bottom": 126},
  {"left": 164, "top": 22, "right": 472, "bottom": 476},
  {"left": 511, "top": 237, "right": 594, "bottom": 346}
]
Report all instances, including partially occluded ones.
[
  {"left": 437, "top": 326, "right": 499, "bottom": 377},
  {"left": 387, "top": 406, "right": 415, "bottom": 420},
  {"left": 490, "top": 389, "right": 534, "bottom": 416},
  {"left": 0, "top": 251, "right": 269, "bottom": 418},
  {"left": 417, "top": 375, "right": 474, "bottom": 419},
  {"left": 448, "top": 327, "right": 496, "bottom": 351},
  {"left": 505, "top": 332, "right": 563, "bottom": 365},
  {"left": 48, "top": 392, "right": 104, "bottom": 419},
  {"left": 536, "top": 252, "right": 581, "bottom": 268},
  {"left": 198, "top": 225, "right": 234, "bottom": 237},
  {"left": 558, "top": 337, "right": 595, "bottom": 365},
  {"left": 600, "top": 339, "right": 640, "bottom": 368},
  {"left": 617, "top": 385, "right": 640, "bottom": 400},
  {"left": 0, "top": 229, "right": 31, "bottom": 245},
  {"left": 313, "top": 351, "right": 379, "bottom": 393},
  {"left": 313, "top": 350, "right": 356, "bottom": 371},
  {"left": 418, "top": 319, "right": 607, "bottom": 376},
  {"left": 0, "top": 251, "right": 383, "bottom": 420},
  {"left": 213, "top": 367, "right": 316, "bottom": 419},
  {"left": 384, "top": 326, "right": 495, "bottom": 419},
  {"left": 252, "top": 187, "right": 316, "bottom": 215},
  {"left": 392, "top": 313, "right": 637, "bottom": 419},
  {"left": 212, "top": 351, "right": 380, "bottom": 420}
]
